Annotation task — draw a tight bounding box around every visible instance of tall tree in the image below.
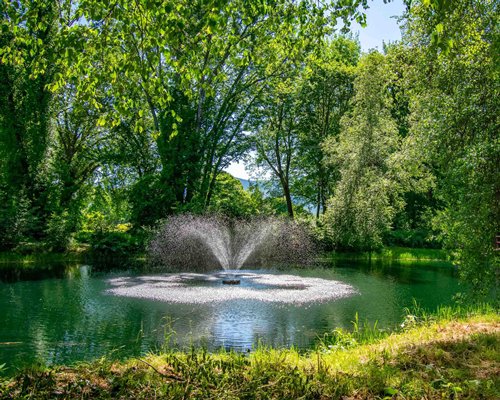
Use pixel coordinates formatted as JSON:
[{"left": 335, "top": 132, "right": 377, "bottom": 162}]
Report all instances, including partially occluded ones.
[
  {"left": 323, "top": 51, "right": 405, "bottom": 250},
  {"left": 403, "top": 0, "right": 499, "bottom": 297},
  {"left": 72, "top": 0, "right": 372, "bottom": 221},
  {"left": 0, "top": 0, "right": 61, "bottom": 245},
  {"left": 51, "top": 88, "right": 105, "bottom": 212},
  {"left": 295, "top": 37, "right": 359, "bottom": 217},
  {"left": 251, "top": 73, "right": 302, "bottom": 218}
]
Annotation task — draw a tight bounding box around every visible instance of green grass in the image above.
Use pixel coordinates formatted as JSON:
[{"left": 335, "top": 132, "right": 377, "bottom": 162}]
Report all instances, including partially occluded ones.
[
  {"left": 0, "top": 251, "right": 146, "bottom": 268},
  {"left": 1, "top": 304, "right": 498, "bottom": 399},
  {"left": 0, "top": 251, "right": 85, "bottom": 265},
  {"left": 1, "top": 245, "right": 448, "bottom": 270},
  {"left": 329, "top": 246, "right": 450, "bottom": 263}
]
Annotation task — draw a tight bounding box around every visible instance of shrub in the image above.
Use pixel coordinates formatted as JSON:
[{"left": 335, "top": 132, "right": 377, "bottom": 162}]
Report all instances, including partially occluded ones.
[
  {"left": 89, "top": 231, "right": 141, "bottom": 258},
  {"left": 384, "top": 228, "right": 440, "bottom": 249},
  {"left": 44, "top": 211, "right": 73, "bottom": 252}
]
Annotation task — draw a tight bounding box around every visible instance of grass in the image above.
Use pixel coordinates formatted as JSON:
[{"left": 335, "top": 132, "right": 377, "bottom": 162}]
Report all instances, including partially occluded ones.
[
  {"left": 0, "top": 251, "right": 147, "bottom": 269},
  {"left": 329, "top": 246, "right": 450, "bottom": 263},
  {"left": 0, "top": 245, "right": 448, "bottom": 272},
  {"left": 1, "top": 304, "right": 498, "bottom": 399},
  {"left": 0, "top": 251, "right": 85, "bottom": 265}
]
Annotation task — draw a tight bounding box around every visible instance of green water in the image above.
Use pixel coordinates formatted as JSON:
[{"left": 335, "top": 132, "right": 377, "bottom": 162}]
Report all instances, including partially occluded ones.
[{"left": 0, "top": 260, "right": 459, "bottom": 372}]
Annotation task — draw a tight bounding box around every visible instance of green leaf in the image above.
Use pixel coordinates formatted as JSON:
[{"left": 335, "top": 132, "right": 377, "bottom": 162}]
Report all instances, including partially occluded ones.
[
  {"left": 384, "top": 387, "right": 398, "bottom": 395},
  {"left": 97, "top": 116, "right": 106, "bottom": 127}
]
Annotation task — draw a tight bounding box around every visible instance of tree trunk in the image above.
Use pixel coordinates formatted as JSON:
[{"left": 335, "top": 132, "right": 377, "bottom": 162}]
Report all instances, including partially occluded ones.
[
  {"left": 316, "top": 182, "right": 321, "bottom": 219},
  {"left": 281, "top": 178, "right": 294, "bottom": 219}
]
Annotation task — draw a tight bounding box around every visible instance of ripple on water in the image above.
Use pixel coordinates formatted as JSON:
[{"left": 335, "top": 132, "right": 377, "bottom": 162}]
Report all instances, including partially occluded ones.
[{"left": 106, "top": 272, "right": 357, "bottom": 305}]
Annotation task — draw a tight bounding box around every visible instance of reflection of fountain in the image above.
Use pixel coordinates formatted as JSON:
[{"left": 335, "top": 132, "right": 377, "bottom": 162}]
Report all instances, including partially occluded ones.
[{"left": 148, "top": 215, "right": 315, "bottom": 274}]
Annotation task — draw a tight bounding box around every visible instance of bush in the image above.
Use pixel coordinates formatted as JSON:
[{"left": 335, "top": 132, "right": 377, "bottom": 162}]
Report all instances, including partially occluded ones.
[
  {"left": 13, "top": 241, "right": 48, "bottom": 255},
  {"left": 89, "top": 231, "right": 141, "bottom": 258},
  {"left": 44, "top": 211, "right": 74, "bottom": 252},
  {"left": 384, "top": 228, "right": 440, "bottom": 249}
]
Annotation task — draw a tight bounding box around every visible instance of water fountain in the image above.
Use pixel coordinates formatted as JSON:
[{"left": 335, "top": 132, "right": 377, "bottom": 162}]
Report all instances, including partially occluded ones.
[
  {"left": 148, "top": 215, "right": 314, "bottom": 274},
  {"left": 107, "top": 215, "right": 356, "bottom": 305}
]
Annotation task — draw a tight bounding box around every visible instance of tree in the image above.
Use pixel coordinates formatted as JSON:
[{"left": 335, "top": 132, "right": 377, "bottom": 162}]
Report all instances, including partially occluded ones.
[
  {"left": 51, "top": 88, "right": 104, "bottom": 211},
  {"left": 322, "top": 51, "right": 404, "bottom": 250},
  {"left": 250, "top": 37, "right": 360, "bottom": 220},
  {"left": 0, "top": 0, "right": 60, "bottom": 246},
  {"left": 402, "top": 0, "right": 499, "bottom": 297},
  {"left": 251, "top": 71, "right": 302, "bottom": 218},
  {"left": 295, "top": 37, "right": 359, "bottom": 217},
  {"left": 0, "top": 0, "right": 97, "bottom": 249},
  {"left": 381, "top": 43, "right": 440, "bottom": 248},
  {"left": 72, "top": 0, "right": 366, "bottom": 217},
  {"left": 208, "top": 172, "right": 259, "bottom": 218},
  {"left": 0, "top": 0, "right": 392, "bottom": 246}
]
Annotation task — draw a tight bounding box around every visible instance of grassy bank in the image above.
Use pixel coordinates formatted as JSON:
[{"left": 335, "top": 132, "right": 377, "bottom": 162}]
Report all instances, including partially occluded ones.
[
  {"left": 0, "top": 251, "right": 86, "bottom": 265},
  {"left": 0, "top": 251, "right": 146, "bottom": 268},
  {"left": 1, "top": 305, "right": 498, "bottom": 399},
  {"left": 329, "top": 246, "right": 450, "bottom": 263},
  {"left": 1, "top": 246, "right": 449, "bottom": 270}
]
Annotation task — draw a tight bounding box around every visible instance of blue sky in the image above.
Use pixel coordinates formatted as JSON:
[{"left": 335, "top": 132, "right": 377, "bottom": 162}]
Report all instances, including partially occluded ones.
[
  {"left": 352, "top": 0, "right": 405, "bottom": 52},
  {"left": 226, "top": 0, "right": 406, "bottom": 180}
]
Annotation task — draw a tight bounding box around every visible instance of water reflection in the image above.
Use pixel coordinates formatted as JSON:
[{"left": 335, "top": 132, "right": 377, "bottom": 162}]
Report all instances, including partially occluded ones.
[{"left": 0, "top": 259, "right": 460, "bottom": 373}]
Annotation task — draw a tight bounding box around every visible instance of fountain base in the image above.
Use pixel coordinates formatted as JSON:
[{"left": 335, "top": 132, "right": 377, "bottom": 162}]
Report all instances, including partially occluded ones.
[
  {"left": 107, "top": 272, "right": 357, "bottom": 304},
  {"left": 222, "top": 279, "right": 241, "bottom": 285}
]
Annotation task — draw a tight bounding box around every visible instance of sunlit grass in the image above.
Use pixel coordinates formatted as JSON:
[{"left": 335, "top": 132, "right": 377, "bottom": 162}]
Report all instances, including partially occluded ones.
[
  {"left": 0, "top": 251, "right": 84, "bottom": 265},
  {"left": 330, "top": 246, "right": 450, "bottom": 262}
]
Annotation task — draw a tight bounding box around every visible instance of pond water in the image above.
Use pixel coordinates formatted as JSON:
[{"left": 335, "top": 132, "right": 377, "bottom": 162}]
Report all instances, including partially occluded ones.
[{"left": 0, "top": 259, "right": 459, "bottom": 373}]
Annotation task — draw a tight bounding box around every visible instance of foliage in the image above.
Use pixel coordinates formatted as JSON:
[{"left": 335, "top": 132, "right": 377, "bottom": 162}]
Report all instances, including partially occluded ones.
[
  {"left": 249, "top": 53, "right": 304, "bottom": 218},
  {"left": 251, "top": 36, "right": 360, "bottom": 219},
  {"left": 208, "top": 172, "right": 260, "bottom": 218},
  {"left": 0, "top": 0, "right": 60, "bottom": 245},
  {"left": 0, "top": 0, "right": 371, "bottom": 251},
  {"left": 44, "top": 211, "right": 74, "bottom": 252},
  {"left": 89, "top": 231, "right": 141, "bottom": 258},
  {"left": 328, "top": 246, "right": 450, "bottom": 262},
  {"left": 384, "top": 228, "right": 435, "bottom": 248},
  {"left": 403, "top": 0, "right": 499, "bottom": 298},
  {"left": 322, "top": 52, "right": 405, "bottom": 251},
  {"left": 294, "top": 37, "right": 359, "bottom": 217},
  {"left": 71, "top": 0, "right": 368, "bottom": 216},
  {"left": 388, "top": 191, "right": 441, "bottom": 248},
  {"left": 128, "top": 174, "right": 175, "bottom": 228}
]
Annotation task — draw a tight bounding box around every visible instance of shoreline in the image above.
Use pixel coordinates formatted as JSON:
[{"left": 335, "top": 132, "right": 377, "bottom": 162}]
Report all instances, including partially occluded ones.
[
  {"left": 1, "top": 307, "right": 497, "bottom": 399},
  {"left": 0, "top": 246, "right": 450, "bottom": 267}
]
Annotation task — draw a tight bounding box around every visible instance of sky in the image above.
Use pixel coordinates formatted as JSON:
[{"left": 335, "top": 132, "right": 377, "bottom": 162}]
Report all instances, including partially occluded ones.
[{"left": 225, "top": 0, "right": 406, "bottom": 180}]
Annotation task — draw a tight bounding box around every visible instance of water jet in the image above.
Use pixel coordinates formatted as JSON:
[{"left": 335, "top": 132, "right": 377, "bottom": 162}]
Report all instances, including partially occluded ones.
[{"left": 148, "top": 215, "right": 315, "bottom": 273}]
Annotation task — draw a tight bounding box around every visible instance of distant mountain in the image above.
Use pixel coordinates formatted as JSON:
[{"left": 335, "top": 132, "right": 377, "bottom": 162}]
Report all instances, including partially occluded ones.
[{"left": 237, "top": 178, "right": 267, "bottom": 192}]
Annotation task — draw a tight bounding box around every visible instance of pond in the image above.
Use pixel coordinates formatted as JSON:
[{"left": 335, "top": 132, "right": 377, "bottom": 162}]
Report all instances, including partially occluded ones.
[{"left": 0, "top": 259, "right": 459, "bottom": 373}]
